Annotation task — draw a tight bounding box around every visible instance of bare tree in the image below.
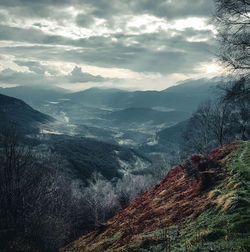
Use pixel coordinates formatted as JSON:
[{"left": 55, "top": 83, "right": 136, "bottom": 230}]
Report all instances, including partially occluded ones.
[
  {"left": 0, "top": 127, "right": 78, "bottom": 251},
  {"left": 151, "top": 154, "right": 172, "bottom": 182},
  {"left": 116, "top": 173, "right": 154, "bottom": 208},
  {"left": 211, "top": 101, "right": 234, "bottom": 146},
  {"left": 183, "top": 101, "right": 214, "bottom": 154},
  {"left": 219, "top": 78, "right": 249, "bottom": 140},
  {"left": 214, "top": 0, "right": 250, "bottom": 80},
  {"left": 83, "top": 172, "right": 120, "bottom": 228},
  {"left": 213, "top": 0, "right": 250, "bottom": 141},
  {"left": 183, "top": 100, "right": 233, "bottom": 155},
  {"left": 0, "top": 126, "right": 37, "bottom": 251}
]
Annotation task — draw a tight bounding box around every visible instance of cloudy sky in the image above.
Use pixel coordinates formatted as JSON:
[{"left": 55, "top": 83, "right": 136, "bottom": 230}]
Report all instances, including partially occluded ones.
[{"left": 0, "top": 0, "right": 220, "bottom": 91}]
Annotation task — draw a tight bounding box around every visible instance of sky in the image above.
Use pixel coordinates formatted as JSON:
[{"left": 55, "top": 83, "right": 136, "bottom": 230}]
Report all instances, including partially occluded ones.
[{"left": 0, "top": 0, "right": 221, "bottom": 91}]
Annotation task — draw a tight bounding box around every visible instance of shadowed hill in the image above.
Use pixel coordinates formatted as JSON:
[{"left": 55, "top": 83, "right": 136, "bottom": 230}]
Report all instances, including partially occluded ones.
[
  {"left": 45, "top": 134, "right": 151, "bottom": 182},
  {"left": 105, "top": 108, "right": 189, "bottom": 126},
  {"left": 0, "top": 93, "right": 54, "bottom": 134},
  {"left": 62, "top": 141, "right": 250, "bottom": 251}
]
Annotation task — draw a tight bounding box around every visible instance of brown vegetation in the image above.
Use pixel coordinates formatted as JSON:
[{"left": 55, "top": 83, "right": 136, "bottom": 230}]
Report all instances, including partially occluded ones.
[{"left": 62, "top": 143, "right": 238, "bottom": 251}]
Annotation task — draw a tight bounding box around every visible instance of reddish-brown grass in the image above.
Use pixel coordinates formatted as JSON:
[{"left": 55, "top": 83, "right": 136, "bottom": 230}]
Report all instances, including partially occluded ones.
[{"left": 62, "top": 142, "right": 238, "bottom": 251}]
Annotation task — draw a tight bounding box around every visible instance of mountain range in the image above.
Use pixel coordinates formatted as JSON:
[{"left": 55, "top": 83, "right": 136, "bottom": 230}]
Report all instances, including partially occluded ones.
[{"left": 0, "top": 78, "right": 220, "bottom": 132}]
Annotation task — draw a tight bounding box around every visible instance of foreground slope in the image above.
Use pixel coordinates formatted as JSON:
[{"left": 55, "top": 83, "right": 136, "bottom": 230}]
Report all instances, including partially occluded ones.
[{"left": 63, "top": 141, "right": 250, "bottom": 251}]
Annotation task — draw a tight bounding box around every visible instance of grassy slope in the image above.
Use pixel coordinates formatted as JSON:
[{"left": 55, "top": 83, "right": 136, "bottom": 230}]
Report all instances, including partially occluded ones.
[{"left": 62, "top": 141, "right": 250, "bottom": 252}]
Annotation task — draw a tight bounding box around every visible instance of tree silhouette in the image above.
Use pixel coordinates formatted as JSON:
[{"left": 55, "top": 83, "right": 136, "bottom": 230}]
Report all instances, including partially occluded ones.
[{"left": 214, "top": 0, "right": 250, "bottom": 80}]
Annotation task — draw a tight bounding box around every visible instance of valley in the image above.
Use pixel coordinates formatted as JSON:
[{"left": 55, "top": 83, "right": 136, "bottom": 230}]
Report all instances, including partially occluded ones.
[
  {"left": 0, "top": 77, "right": 249, "bottom": 251},
  {"left": 0, "top": 77, "right": 220, "bottom": 152}
]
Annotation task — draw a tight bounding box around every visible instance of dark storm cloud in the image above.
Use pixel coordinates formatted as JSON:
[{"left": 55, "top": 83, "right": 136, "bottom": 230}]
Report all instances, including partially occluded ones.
[
  {"left": 0, "top": 0, "right": 214, "bottom": 21},
  {"left": 72, "top": 32, "right": 215, "bottom": 74},
  {"left": 0, "top": 0, "right": 70, "bottom": 18},
  {"left": 76, "top": 14, "right": 95, "bottom": 28},
  {"left": 132, "top": 0, "right": 214, "bottom": 19},
  {"left": 0, "top": 25, "right": 71, "bottom": 45},
  {"left": 71, "top": 41, "right": 214, "bottom": 74},
  {"left": 73, "top": 0, "right": 215, "bottom": 22},
  {"left": 74, "top": 0, "right": 215, "bottom": 26},
  {"left": 0, "top": 0, "right": 69, "bottom": 7}
]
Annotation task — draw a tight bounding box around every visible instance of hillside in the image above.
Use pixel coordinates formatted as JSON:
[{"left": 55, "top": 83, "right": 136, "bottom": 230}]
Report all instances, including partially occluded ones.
[
  {"left": 0, "top": 93, "right": 54, "bottom": 134},
  {"left": 156, "top": 120, "right": 188, "bottom": 145},
  {"left": 44, "top": 134, "right": 151, "bottom": 182},
  {"left": 62, "top": 141, "right": 250, "bottom": 251},
  {"left": 104, "top": 108, "right": 189, "bottom": 127}
]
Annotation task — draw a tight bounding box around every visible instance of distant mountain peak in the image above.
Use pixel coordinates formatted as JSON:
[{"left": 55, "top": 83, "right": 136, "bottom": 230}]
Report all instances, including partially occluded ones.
[{"left": 163, "top": 77, "right": 220, "bottom": 93}]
